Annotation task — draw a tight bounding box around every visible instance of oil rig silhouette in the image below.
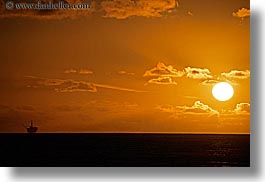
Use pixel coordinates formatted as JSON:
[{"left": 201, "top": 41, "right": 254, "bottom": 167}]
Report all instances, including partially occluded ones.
[{"left": 24, "top": 120, "right": 38, "bottom": 133}]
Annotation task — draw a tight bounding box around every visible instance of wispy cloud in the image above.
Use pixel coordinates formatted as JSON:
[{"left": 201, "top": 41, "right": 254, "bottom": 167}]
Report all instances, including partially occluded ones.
[
  {"left": 235, "top": 103, "right": 250, "bottom": 113},
  {"left": 221, "top": 70, "right": 250, "bottom": 79},
  {"left": 187, "top": 11, "right": 193, "bottom": 16},
  {"left": 158, "top": 101, "right": 219, "bottom": 116},
  {"left": 199, "top": 76, "right": 238, "bottom": 86},
  {"left": 232, "top": 8, "right": 250, "bottom": 19},
  {"left": 220, "top": 103, "right": 250, "bottom": 116},
  {"left": 26, "top": 76, "right": 97, "bottom": 92},
  {"left": 145, "top": 76, "right": 177, "bottom": 85},
  {"left": 16, "top": 105, "right": 36, "bottom": 112},
  {"left": 177, "top": 101, "right": 219, "bottom": 115},
  {"left": 55, "top": 81, "right": 97, "bottom": 93},
  {"left": 26, "top": 76, "right": 145, "bottom": 93},
  {"left": 117, "top": 70, "right": 135, "bottom": 76},
  {"left": 64, "top": 69, "right": 93, "bottom": 75},
  {"left": 95, "top": 83, "right": 146, "bottom": 92},
  {"left": 200, "top": 79, "right": 220, "bottom": 86}
]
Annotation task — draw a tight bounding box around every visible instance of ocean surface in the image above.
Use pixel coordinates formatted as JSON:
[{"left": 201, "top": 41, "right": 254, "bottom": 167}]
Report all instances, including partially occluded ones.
[{"left": 0, "top": 134, "right": 250, "bottom": 167}]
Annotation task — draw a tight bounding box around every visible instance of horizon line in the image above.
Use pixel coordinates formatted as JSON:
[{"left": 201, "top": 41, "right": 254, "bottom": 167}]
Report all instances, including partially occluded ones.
[{"left": 0, "top": 132, "right": 250, "bottom": 135}]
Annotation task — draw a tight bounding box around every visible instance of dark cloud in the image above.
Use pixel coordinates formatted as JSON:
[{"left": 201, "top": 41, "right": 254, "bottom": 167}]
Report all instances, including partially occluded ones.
[
  {"left": 0, "top": 104, "right": 10, "bottom": 111},
  {"left": 0, "top": 0, "right": 95, "bottom": 19},
  {"left": 101, "top": 0, "right": 176, "bottom": 19},
  {"left": 1, "top": 0, "right": 178, "bottom": 20},
  {"left": 26, "top": 76, "right": 97, "bottom": 92}
]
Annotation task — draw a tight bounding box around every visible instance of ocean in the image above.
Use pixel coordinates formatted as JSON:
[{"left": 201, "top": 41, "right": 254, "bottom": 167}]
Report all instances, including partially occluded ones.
[{"left": 0, "top": 134, "right": 250, "bottom": 167}]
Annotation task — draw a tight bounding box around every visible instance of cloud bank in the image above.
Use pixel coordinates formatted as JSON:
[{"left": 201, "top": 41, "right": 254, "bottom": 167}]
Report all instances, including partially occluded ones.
[
  {"left": 101, "top": 0, "right": 176, "bottom": 19},
  {"left": 143, "top": 62, "right": 215, "bottom": 85},
  {"left": 144, "top": 62, "right": 249, "bottom": 86}
]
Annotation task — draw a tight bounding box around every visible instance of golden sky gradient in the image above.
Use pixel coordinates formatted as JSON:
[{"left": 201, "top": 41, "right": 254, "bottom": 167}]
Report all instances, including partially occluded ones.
[{"left": 0, "top": 0, "right": 250, "bottom": 133}]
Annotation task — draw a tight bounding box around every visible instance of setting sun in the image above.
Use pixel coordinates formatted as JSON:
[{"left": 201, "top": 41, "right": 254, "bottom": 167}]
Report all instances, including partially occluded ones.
[{"left": 212, "top": 82, "right": 234, "bottom": 101}]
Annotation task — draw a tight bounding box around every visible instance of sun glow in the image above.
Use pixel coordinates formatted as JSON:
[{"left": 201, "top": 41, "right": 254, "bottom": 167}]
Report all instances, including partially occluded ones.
[{"left": 212, "top": 82, "right": 234, "bottom": 101}]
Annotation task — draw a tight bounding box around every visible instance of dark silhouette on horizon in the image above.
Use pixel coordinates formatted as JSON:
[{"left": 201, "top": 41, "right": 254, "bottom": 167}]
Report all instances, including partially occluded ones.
[{"left": 24, "top": 120, "right": 38, "bottom": 133}]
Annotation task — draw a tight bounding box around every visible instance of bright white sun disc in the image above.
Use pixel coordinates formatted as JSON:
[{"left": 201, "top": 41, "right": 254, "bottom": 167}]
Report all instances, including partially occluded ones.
[{"left": 212, "top": 82, "right": 234, "bottom": 101}]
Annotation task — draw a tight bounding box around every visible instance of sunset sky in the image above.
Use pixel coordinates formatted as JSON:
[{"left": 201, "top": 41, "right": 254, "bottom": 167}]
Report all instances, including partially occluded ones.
[{"left": 0, "top": 0, "right": 250, "bottom": 133}]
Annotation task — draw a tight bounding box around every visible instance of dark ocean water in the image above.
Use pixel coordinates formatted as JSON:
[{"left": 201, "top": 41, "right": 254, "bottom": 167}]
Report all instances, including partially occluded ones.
[{"left": 0, "top": 134, "right": 250, "bottom": 167}]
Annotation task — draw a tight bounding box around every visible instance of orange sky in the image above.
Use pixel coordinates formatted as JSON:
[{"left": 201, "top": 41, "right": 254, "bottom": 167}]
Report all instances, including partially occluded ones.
[{"left": 0, "top": 0, "right": 250, "bottom": 133}]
